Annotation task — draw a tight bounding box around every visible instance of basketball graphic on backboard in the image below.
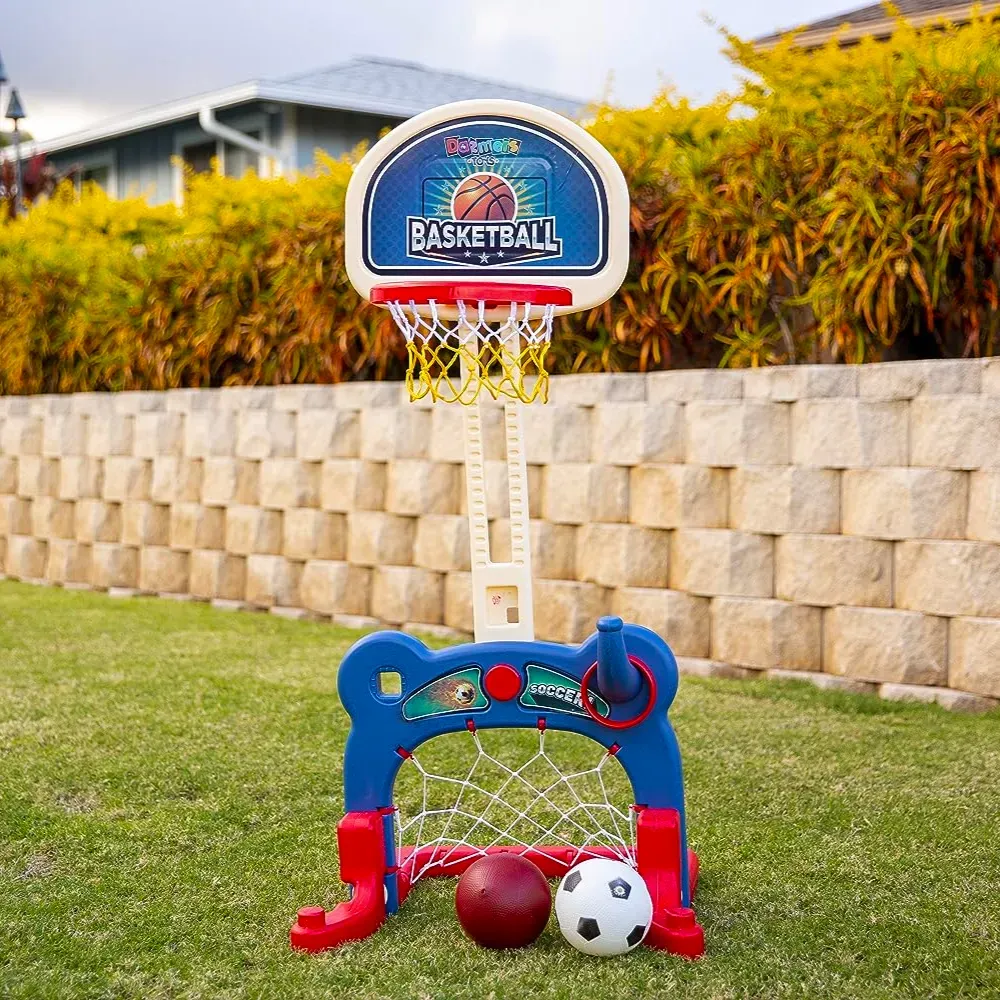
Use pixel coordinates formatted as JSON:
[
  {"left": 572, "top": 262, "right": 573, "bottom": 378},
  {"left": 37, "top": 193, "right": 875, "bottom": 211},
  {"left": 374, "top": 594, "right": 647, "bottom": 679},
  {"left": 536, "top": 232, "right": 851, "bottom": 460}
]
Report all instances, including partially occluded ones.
[{"left": 451, "top": 173, "right": 518, "bottom": 221}]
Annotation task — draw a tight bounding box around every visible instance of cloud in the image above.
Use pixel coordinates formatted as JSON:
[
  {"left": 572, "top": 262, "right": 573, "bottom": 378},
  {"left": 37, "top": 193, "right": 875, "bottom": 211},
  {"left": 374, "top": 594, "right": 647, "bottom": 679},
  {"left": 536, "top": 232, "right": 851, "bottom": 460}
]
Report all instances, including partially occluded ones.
[{"left": 3, "top": 0, "right": 844, "bottom": 140}]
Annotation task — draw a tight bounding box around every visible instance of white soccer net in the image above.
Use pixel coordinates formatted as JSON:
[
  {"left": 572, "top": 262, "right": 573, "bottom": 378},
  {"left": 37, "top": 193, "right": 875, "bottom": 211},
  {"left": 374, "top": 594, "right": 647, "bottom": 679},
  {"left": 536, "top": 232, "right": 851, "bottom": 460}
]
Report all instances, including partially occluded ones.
[{"left": 394, "top": 727, "right": 637, "bottom": 887}]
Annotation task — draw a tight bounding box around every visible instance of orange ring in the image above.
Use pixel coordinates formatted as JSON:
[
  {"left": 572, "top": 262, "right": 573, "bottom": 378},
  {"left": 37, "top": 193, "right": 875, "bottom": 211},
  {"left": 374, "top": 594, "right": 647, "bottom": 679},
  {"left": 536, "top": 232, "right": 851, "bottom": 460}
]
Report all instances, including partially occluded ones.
[{"left": 579, "top": 656, "right": 657, "bottom": 730}]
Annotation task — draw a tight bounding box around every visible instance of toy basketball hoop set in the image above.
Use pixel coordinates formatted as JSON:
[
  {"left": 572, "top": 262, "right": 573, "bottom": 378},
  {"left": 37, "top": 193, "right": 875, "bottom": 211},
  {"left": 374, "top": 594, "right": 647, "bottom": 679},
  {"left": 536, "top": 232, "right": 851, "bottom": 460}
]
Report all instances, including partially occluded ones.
[{"left": 290, "top": 100, "right": 705, "bottom": 959}]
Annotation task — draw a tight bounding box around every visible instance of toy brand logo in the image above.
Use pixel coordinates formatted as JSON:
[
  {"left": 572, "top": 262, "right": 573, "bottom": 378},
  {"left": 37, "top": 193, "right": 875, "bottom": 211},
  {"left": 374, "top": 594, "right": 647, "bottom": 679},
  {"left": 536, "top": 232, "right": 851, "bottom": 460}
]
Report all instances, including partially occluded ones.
[{"left": 444, "top": 136, "right": 521, "bottom": 166}]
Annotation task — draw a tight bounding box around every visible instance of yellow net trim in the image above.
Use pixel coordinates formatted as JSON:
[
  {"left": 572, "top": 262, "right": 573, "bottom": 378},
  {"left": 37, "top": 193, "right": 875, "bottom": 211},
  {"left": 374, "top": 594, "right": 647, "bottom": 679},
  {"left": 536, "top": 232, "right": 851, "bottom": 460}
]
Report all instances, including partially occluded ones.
[{"left": 387, "top": 300, "right": 554, "bottom": 406}]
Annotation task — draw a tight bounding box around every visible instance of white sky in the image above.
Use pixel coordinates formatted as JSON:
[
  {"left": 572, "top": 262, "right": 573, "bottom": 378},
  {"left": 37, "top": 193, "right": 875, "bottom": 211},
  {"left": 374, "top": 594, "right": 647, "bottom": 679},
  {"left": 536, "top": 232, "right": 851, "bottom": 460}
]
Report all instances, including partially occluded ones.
[{"left": 4, "top": 0, "right": 851, "bottom": 141}]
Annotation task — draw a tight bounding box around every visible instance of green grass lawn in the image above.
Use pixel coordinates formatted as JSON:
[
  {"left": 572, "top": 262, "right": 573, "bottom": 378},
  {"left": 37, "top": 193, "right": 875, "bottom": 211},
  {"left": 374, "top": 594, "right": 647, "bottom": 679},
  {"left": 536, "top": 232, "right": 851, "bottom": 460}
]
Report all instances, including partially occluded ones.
[{"left": 2, "top": 580, "right": 999, "bottom": 1000}]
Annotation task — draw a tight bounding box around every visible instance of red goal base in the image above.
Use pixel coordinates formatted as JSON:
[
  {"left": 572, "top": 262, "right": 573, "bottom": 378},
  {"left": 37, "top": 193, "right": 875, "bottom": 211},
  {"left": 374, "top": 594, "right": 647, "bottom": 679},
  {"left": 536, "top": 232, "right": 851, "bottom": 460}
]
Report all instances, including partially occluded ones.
[{"left": 290, "top": 806, "right": 705, "bottom": 959}]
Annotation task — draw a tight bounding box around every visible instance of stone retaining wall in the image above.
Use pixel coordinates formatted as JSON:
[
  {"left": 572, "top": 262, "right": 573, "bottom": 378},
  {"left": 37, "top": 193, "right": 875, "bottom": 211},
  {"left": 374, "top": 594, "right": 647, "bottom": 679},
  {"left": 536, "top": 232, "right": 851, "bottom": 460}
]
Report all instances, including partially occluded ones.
[{"left": 2, "top": 359, "right": 999, "bottom": 712}]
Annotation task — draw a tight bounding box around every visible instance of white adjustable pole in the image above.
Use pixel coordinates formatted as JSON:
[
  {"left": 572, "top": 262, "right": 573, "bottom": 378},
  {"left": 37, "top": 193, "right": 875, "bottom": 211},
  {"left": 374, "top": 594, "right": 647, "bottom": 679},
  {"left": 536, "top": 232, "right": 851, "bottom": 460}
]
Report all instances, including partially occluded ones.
[{"left": 463, "top": 374, "right": 535, "bottom": 644}]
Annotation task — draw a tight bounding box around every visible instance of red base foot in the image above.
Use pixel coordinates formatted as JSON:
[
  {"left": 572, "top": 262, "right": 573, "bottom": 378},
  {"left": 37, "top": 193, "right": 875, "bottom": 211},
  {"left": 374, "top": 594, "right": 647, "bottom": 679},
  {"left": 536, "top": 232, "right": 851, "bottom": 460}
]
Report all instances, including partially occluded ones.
[
  {"left": 290, "top": 811, "right": 387, "bottom": 952},
  {"left": 635, "top": 808, "right": 705, "bottom": 958}
]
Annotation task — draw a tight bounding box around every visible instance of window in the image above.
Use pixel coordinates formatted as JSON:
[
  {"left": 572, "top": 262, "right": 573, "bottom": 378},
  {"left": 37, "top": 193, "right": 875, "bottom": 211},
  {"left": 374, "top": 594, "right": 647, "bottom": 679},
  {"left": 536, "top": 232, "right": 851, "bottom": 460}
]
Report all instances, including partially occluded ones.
[
  {"left": 182, "top": 140, "right": 217, "bottom": 176},
  {"left": 74, "top": 151, "right": 117, "bottom": 198}
]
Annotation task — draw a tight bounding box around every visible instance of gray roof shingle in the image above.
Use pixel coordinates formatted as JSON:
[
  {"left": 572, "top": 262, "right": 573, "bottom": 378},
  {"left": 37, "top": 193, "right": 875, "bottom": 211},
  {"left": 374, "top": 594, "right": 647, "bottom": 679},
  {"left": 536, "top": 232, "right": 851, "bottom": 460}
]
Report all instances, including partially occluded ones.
[
  {"left": 276, "top": 56, "right": 586, "bottom": 119},
  {"left": 754, "top": 0, "right": 983, "bottom": 46}
]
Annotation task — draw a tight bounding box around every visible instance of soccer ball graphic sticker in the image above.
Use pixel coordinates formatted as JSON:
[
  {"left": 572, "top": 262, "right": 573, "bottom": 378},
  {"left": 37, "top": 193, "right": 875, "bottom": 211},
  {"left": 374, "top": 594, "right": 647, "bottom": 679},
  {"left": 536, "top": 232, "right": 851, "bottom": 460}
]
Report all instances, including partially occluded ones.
[{"left": 555, "top": 858, "right": 653, "bottom": 957}]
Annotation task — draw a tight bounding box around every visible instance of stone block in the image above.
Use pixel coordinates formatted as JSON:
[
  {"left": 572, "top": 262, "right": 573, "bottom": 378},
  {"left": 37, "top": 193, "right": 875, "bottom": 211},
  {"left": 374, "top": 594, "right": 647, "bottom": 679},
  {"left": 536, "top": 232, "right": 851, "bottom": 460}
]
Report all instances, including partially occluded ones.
[
  {"left": 103, "top": 457, "right": 152, "bottom": 502},
  {"left": 332, "top": 381, "right": 401, "bottom": 409},
  {"left": 184, "top": 410, "right": 237, "bottom": 458},
  {"left": 878, "top": 683, "right": 998, "bottom": 714},
  {"left": 0, "top": 456, "right": 16, "bottom": 494},
  {"left": 488, "top": 520, "right": 577, "bottom": 580},
  {"left": 629, "top": 465, "right": 728, "bottom": 529},
  {"left": 730, "top": 466, "right": 840, "bottom": 534},
  {"left": 112, "top": 390, "right": 166, "bottom": 414},
  {"left": 139, "top": 546, "right": 190, "bottom": 594},
  {"left": 685, "top": 401, "right": 790, "bottom": 466},
  {"left": 670, "top": 530, "right": 774, "bottom": 598},
  {"left": 150, "top": 457, "right": 203, "bottom": 505},
  {"left": 548, "top": 372, "right": 649, "bottom": 405},
  {"left": 823, "top": 606, "right": 947, "bottom": 685},
  {"left": 611, "top": 588, "right": 711, "bottom": 658},
  {"left": 189, "top": 550, "right": 246, "bottom": 602},
  {"left": 1, "top": 416, "right": 42, "bottom": 455},
  {"left": 361, "top": 407, "right": 430, "bottom": 460},
  {"left": 792, "top": 399, "right": 908, "bottom": 467},
  {"left": 346, "top": 511, "right": 415, "bottom": 566},
  {"left": 576, "top": 523, "right": 669, "bottom": 588},
  {"left": 282, "top": 508, "right": 346, "bottom": 561},
  {"left": 236, "top": 410, "right": 296, "bottom": 459},
  {"left": 45, "top": 539, "right": 92, "bottom": 585},
  {"left": 17, "top": 457, "right": 58, "bottom": 498},
  {"left": 646, "top": 369, "right": 744, "bottom": 402},
  {"left": 591, "top": 403, "right": 685, "bottom": 466},
  {"left": 744, "top": 365, "right": 859, "bottom": 401},
  {"left": 4, "top": 536, "right": 47, "bottom": 580},
  {"left": 244, "top": 555, "right": 302, "bottom": 608},
  {"left": 842, "top": 468, "right": 967, "bottom": 540},
  {"left": 133, "top": 412, "right": 184, "bottom": 458},
  {"left": 0, "top": 497, "right": 33, "bottom": 536},
  {"left": 414, "top": 515, "right": 470, "bottom": 572},
  {"left": 521, "top": 406, "right": 592, "bottom": 464},
  {"left": 894, "top": 540, "right": 1000, "bottom": 617},
  {"left": 224, "top": 506, "right": 283, "bottom": 556},
  {"left": 201, "top": 458, "right": 259, "bottom": 507},
  {"left": 170, "top": 504, "right": 225, "bottom": 551},
  {"left": 910, "top": 396, "right": 1000, "bottom": 469},
  {"left": 75, "top": 501, "right": 122, "bottom": 544},
  {"left": 57, "top": 457, "right": 103, "bottom": 500},
  {"left": 543, "top": 464, "right": 629, "bottom": 525},
  {"left": 296, "top": 410, "right": 360, "bottom": 461},
  {"left": 320, "top": 459, "right": 387, "bottom": 513},
  {"left": 676, "top": 658, "right": 756, "bottom": 681},
  {"left": 444, "top": 571, "right": 474, "bottom": 633},
  {"left": 711, "top": 597, "right": 821, "bottom": 671},
  {"left": 258, "top": 459, "right": 320, "bottom": 509},
  {"left": 860, "top": 359, "right": 982, "bottom": 399},
  {"left": 42, "top": 415, "right": 86, "bottom": 457},
  {"left": 775, "top": 535, "right": 892, "bottom": 607},
  {"left": 371, "top": 565, "right": 444, "bottom": 625},
  {"left": 299, "top": 560, "right": 371, "bottom": 616},
  {"left": 121, "top": 502, "right": 170, "bottom": 547},
  {"left": 385, "top": 460, "right": 461, "bottom": 516},
  {"left": 764, "top": 669, "right": 876, "bottom": 695},
  {"left": 967, "top": 472, "right": 1000, "bottom": 542},
  {"left": 533, "top": 580, "right": 609, "bottom": 644},
  {"left": 86, "top": 414, "right": 134, "bottom": 457},
  {"left": 948, "top": 617, "right": 1000, "bottom": 699},
  {"left": 31, "top": 498, "right": 76, "bottom": 540},
  {"left": 429, "top": 405, "right": 504, "bottom": 463},
  {"left": 90, "top": 543, "right": 139, "bottom": 589}
]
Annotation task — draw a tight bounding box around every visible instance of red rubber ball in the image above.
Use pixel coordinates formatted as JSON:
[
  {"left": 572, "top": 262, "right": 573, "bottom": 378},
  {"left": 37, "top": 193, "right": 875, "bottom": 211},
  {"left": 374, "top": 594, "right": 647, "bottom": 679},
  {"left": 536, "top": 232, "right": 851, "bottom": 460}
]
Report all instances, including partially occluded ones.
[{"left": 455, "top": 854, "right": 552, "bottom": 949}]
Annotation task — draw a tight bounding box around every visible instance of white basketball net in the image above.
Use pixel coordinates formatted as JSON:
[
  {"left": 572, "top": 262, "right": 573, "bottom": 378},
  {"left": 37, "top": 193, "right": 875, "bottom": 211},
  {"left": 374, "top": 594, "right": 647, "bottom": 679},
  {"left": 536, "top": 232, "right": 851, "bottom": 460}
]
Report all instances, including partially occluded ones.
[
  {"left": 386, "top": 299, "right": 556, "bottom": 405},
  {"left": 395, "top": 728, "right": 637, "bottom": 887}
]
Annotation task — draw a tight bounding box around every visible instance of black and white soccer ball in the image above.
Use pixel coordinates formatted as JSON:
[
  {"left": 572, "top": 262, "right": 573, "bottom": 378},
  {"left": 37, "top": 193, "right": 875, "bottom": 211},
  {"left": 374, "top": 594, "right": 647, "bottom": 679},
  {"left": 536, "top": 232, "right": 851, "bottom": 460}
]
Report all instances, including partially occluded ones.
[{"left": 555, "top": 858, "right": 653, "bottom": 956}]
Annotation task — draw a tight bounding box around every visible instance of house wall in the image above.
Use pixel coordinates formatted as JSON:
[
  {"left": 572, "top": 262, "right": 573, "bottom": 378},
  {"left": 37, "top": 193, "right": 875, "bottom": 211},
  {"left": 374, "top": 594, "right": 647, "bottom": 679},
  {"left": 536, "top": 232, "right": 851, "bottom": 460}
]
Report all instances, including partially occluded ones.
[
  {"left": 2, "top": 360, "right": 999, "bottom": 713},
  {"left": 46, "top": 103, "right": 401, "bottom": 203},
  {"left": 293, "top": 107, "right": 403, "bottom": 170}
]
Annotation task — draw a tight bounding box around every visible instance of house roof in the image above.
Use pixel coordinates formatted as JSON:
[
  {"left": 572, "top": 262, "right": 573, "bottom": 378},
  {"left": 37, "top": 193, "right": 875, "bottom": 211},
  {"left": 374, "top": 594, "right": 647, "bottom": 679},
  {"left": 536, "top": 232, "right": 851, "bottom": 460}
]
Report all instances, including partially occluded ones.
[
  {"left": 26, "top": 56, "right": 587, "bottom": 157},
  {"left": 754, "top": 0, "right": 1000, "bottom": 49}
]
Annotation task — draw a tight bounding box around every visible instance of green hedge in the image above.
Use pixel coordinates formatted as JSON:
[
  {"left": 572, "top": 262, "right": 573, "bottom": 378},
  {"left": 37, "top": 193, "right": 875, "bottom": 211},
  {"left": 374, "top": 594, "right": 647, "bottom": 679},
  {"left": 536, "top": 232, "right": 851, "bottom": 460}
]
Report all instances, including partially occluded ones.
[{"left": 2, "top": 13, "right": 999, "bottom": 393}]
